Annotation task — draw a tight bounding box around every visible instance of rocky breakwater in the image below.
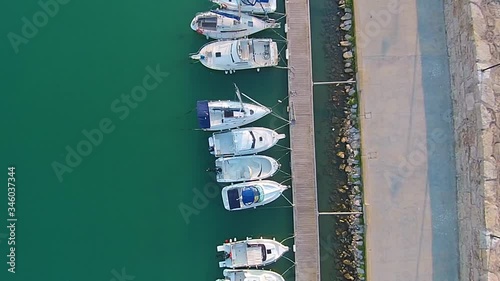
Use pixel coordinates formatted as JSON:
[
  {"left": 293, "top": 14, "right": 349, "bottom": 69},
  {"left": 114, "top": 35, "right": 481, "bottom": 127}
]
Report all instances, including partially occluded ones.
[
  {"left": 329, "top": 83, "right": 365, "bottom": 281},
  {"left": 325, "top": 0, "right": 367, "bottom": 280}
]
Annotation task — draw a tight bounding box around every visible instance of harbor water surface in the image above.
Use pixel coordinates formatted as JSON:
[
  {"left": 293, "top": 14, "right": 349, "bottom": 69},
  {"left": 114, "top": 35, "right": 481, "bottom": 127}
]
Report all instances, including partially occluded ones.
[{"left": 0, "top": 1, "right": 294, "bottom": 280}]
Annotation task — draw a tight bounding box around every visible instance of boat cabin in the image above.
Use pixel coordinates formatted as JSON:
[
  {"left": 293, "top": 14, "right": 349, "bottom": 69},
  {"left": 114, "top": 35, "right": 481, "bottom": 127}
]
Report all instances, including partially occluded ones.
[
  {"left": 197, "top": 16, "right": 218, "bottom": 31},
  {"left": 230, "top": 242, "right": 271, "bottom": 267}
]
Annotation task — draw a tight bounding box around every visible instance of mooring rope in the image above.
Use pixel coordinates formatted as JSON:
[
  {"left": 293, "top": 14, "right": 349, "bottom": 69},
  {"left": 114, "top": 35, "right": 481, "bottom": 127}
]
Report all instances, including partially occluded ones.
[
  {"left": 280, "top": 235, "right": 295, "bottom": 244},
  {"left": 274, "top": 123, "right": 290, "bottom": 132},
  {"left": 278, "top": 169, "right": 291, "bottom": 176},
  {"left": 270, "top": 28, "right": 288, "bottom": 41},
  {"left": 282, "top": 256, "right": 296, "bottom": 265},
  {"left": 270, "top": 95, "right": 289, "bottom": 110},
  {"left": 271, "top": 112, "right": 290, "bottom": 123},
  {"left": 280, "top": 177, "right": 292, "bottom": 185},
  {"left": 274, "top": 13, "right": 287, "bottom": 21},
  {"left": 275, "top": 143, "right": 291, "bottom": 150},
  {"left": 282, "top": 263, "right": 296, "bottom": 276},
  {"left": 276, "top": 150, "right": 290, "bottom": 162},
  {"left": 281, "top": 193, "right": 294, "bottom": 206}
]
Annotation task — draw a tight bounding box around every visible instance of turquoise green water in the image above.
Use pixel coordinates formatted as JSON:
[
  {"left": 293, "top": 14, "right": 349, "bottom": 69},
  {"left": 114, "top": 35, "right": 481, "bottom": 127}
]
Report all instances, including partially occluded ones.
[{"left": 1, "top": 1, "right": 293, "bottom": 280}]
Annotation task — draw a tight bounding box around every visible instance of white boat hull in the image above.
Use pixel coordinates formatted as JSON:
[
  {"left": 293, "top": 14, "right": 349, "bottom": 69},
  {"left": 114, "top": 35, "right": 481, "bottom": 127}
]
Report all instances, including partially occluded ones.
[
  {"left": 221, "top": 180, "right": 287, "bottom": 211},
  {"left": 211, "top": 0, "right": 277, "bottom": 14},
  {"left": 197, "top": 100, "right": 271, "bottom": 131},
  {"left": 190, "top": 39, "right": 279, "bottom": 72},
  {"left": 217, "top": 238, "right": 289, "bottom": 268},
  {"left": 209, "top": 127, "right": 286, "bottom": 157},
  {"left": 215, "top": 155, "right": 280, "bottom": 183},
  {"left": 191, "top": 10, "right": 280, "bottom": 40},
  {"left": 217, "top": 269, "right": 285, "bottom": 281}
]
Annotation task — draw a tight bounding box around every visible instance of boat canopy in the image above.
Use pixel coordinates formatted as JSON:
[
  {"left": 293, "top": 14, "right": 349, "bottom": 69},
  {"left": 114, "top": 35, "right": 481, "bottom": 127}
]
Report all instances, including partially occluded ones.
[
  {"left": 242, "top": 186, "right": 261, "bottom": 205},
  {"left": 211, "top": 10, "right": 241, "bottom": 21},
  {"left": 197, "top": 101, "right": 210, "bottom": 129}
]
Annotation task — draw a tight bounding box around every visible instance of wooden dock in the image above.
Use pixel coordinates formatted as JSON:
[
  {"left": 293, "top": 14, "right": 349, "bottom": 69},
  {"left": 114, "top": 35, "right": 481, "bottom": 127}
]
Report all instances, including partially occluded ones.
[{"left": 285, "top": 0, "right": 321, "bottom": 280}]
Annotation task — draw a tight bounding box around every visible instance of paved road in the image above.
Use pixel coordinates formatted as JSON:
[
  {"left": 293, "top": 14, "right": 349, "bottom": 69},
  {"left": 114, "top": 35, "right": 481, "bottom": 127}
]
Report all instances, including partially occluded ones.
[{"left": 353, "top": 0, "right": 460, "bottom": 280}]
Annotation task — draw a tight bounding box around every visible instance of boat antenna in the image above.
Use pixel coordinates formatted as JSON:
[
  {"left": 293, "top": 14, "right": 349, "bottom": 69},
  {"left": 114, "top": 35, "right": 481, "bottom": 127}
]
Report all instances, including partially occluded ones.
[{"left": 233, "top": 83, "right": 245, "bottom": 113}]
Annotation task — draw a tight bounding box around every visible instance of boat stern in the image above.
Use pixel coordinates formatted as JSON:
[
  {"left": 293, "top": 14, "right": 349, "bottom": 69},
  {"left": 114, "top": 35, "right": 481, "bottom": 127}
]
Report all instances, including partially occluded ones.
[
  {"left": 215, "top": 158, "right": 224, "bottom": 182},
  {"left": 222, "top": 185, "right": 243, "bottom": 211},
  {"left": 216, "top": 243, "right": 232, "bottom": 267},
  {"left": 210, "top": 0, "right": 223, "bottom": 7},
  {"left": 190, "top": 15, "right": 199, "bottom": 32},
  {"left": 221, "top": 186, "right": 232, "bottom": 211}
]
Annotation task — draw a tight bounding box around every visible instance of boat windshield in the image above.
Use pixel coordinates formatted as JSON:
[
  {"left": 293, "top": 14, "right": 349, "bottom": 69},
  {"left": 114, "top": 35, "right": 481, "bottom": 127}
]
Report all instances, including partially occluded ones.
[
  {"left": 241, "top": 186, "right": 263, "bottom": 205},
  {"left": 249, "top": 131, "right": 256, "bottom": 149},
  {"left": 236, "top": 40, "right": 250, "bottom": 61}
]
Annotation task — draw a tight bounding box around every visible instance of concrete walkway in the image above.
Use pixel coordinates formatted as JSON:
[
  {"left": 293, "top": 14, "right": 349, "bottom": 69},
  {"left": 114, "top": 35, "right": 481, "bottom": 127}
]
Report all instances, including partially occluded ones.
[{"left": 354, "top": 0, "right": 460, "bottom": 280}]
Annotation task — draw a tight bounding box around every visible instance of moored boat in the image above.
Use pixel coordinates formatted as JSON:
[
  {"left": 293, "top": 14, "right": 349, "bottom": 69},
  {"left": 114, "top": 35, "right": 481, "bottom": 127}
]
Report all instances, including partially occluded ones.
[
  {"left": 190, "top": 10, "right": 280, "bottom": 40},
  {"left": 197, "top": 84, "right": 271, "bottom": 131},
  {"left": 190, "top": 38, "right": 279, "bottom": 73},
  {"left": 221, "top": 180, "right": 288, "bottom": 211},
  {"left": 211, "top": 0, "right": 277, "bottom": 14},
  {"left": 216, "top": 269, "right": 285, "bottom": 281},
  {"left": 215, "top": 155, "right": 280, "bottom": 183},
  {"left": 208, "top": 127, "right": 286, "bottom": 157},
  {"left": 217, "top": 237, "right": 289, "bottom": 268}
]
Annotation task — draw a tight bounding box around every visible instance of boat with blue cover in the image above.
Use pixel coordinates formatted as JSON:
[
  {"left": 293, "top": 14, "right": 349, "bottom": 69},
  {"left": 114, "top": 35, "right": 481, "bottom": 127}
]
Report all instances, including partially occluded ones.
[
  {"left": 221, "top": 180, "right": 287, "bottom": 211},
  {"left": 190, "top": 10, "right": 280, "bottom": 40},
  {"left": 211, "top": 0, "right": 277, "bottom": 14}
]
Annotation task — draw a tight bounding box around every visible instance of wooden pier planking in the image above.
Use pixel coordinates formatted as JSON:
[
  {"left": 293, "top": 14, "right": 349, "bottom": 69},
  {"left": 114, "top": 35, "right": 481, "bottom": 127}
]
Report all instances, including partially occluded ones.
[{"left": 285, "top": 0, "right": 321, "bottom": 280}]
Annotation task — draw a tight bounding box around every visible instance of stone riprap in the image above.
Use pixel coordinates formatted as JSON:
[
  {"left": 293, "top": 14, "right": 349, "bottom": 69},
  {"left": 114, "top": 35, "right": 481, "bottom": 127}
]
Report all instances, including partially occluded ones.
[{"left": 443, "top": 0, "right": 500, "bottom": 280}]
